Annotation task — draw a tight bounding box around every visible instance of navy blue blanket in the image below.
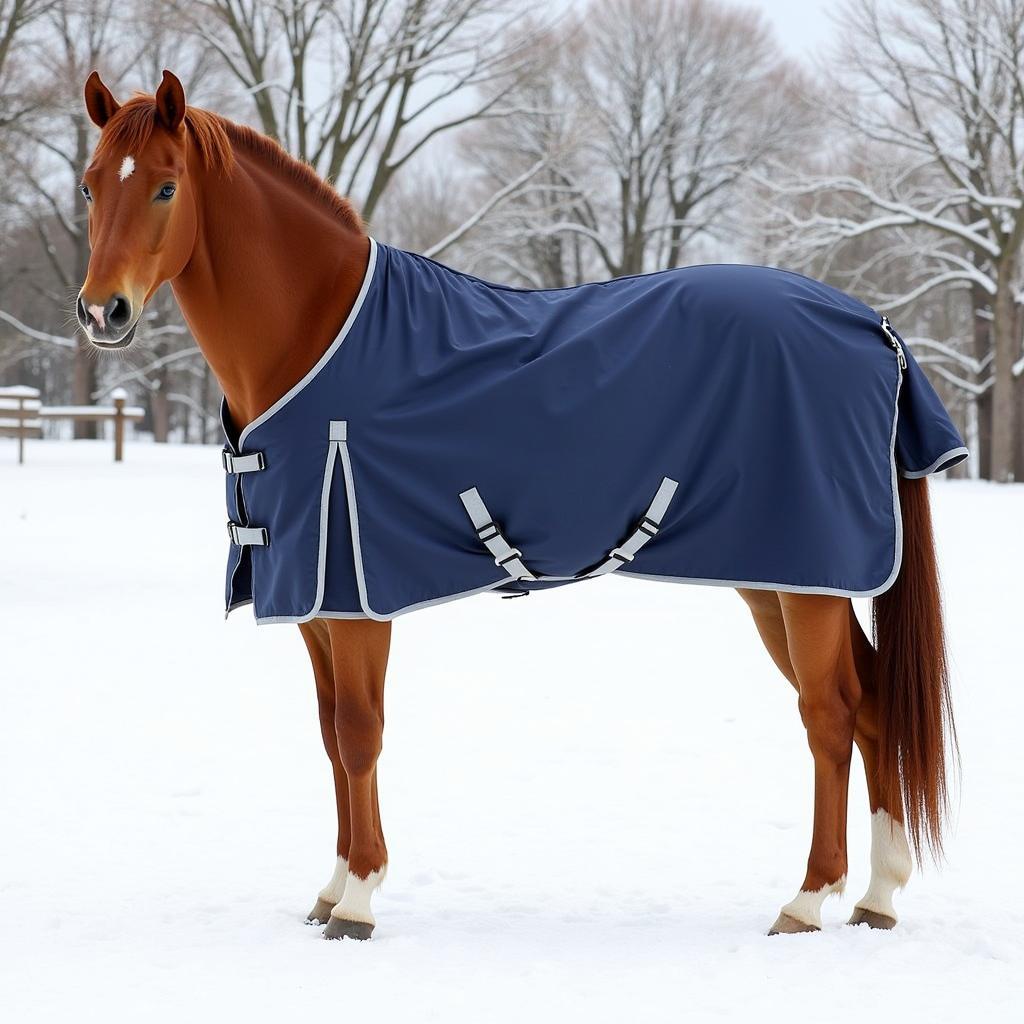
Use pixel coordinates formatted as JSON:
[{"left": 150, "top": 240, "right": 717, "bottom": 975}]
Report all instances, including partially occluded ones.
[{"left": 222, "top": 240, "right": 967, "bottom": 623}]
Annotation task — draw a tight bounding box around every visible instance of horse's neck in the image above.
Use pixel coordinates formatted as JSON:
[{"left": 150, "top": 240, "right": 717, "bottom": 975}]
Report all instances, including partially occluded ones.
[{"left": 171, "top": 146, "right": 369, "bottom": 430}]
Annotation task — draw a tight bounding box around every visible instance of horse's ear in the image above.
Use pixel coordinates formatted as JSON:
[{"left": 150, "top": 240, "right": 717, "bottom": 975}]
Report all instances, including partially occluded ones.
[
  {"left": 84, "top": 71, "right": 120, "bottom": 129},
  {"left": 155, "top": 70, "right": 186, "bottom": 132}
]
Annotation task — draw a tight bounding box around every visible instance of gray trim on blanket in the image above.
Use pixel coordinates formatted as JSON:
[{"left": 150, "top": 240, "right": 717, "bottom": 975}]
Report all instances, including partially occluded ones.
[
  {"left": 900, "top": 446, "right": 969, "bottom": 479},
  {"left": 237, "top": 239, "right": 379, "bottom": 451}
]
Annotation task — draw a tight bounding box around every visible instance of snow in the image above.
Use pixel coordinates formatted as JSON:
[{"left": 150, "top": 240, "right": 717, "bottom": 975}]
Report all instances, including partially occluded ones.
[{"left": 1, "top": 439, "right": 1022, "bottom": 1022}]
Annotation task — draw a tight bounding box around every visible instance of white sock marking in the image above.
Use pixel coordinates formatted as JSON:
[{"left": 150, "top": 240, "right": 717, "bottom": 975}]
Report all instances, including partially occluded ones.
[
  {"left": 854, "top": 809, "right": 912, "bottom": 921},
  {"left": 317, "top": 855, "right": 349, "bottom": 905},
  {"left": 780, "top": 876, "right": 846, "bottom": 929},
  {"left": 118, "top": 155, "right": 135, "bottom": 181},
  {"left": 330, "top": 867, "right": 386, "bottom": 926}
]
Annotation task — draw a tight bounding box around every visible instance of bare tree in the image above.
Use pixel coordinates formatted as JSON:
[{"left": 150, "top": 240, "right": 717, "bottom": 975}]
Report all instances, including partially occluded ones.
[
  {"left": 761, "top": 0, "right": 1024, "bottom": 482},
  {"left": 464, "top": 0, "right": 802, "bottom": 285},
  {"left": 172, "top": 0, "right": 540, "bottom": 222},
  {"left": 0, "top": 0, "right": 223, "bottom": 439},
  {"left": 0, "top": 1, "right": 54, "bottom": 132}
]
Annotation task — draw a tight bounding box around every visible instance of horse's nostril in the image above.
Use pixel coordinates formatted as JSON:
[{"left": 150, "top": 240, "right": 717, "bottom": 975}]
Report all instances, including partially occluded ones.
[{"left": 106, "top": 294, "right": 131, "bottom": 331}]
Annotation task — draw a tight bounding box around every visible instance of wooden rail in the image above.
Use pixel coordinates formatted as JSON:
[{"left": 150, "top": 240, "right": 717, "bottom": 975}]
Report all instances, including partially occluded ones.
[{"left": 0, "top": 385, "right": 145, "bottom": 464}]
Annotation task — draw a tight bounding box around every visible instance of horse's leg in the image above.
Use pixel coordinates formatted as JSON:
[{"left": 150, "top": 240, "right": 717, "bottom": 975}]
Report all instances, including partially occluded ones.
[
  {"left": 298, "top": 619, "right": 352, "bottom": 925},
  {"left": 738, "top": 588, "right": 798, "bottom": 689},
  {"left": 740, "top": 591, "right": 912, "bottom": 931},
  {"left": 323, "top": 618, "right": 392, "bottom": 941},
  {"left": 846, "top": 605, "right": 912, "bottom": 929},
  {"left": 770, "top": 592, "right": 862, "bottom": 934}
]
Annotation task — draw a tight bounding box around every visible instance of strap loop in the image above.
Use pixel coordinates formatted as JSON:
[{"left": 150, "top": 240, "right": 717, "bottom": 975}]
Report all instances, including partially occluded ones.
[
  {"left": 222, "top": 449, "right": 266, "bottom": 474},
  {"left": 584, "top": 477, "right": 678, "bottom": 578},
  {"left": 227, "top": 521, "right": 269, "bottom": 547},
  {"left": 459, "top": 487, "right": 537, "bottom": 582}
]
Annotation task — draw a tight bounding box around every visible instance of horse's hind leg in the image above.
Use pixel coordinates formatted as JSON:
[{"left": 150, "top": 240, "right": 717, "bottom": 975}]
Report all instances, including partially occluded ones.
[
  {"left": 847, "top": 606, "right": 912, "bottom": 929},
  {"left": 771, "top": 593, "right": 862, "bottom": 934},
  {"left": 298, "top": 619, "right": 352, "bottom": 925}
]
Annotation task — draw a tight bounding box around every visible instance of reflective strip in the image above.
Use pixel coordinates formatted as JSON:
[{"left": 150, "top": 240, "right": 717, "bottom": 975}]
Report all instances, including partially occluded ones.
[
  {"left": 222, "top": 449, "right": 265, "bottom": 474},
  {"left": 585, "top": 477, "right": 678, "bottom": 577},
  {"left": 459, "top": 487, "right": 537, "bottom": 582},
  {"left": 227, "top": 521, "right": 268, "bottom": 546}
]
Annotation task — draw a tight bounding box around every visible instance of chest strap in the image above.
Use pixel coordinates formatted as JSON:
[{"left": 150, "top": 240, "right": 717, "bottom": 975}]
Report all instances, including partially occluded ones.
[
  {"left": 459, "top": 487, "right": 537, "bottom": 583},
  {"left": 227, "top": 522, "right": 268, "bottom": 547},
  {"left": 222, "top": 450, "right": 266, "bottom": 474}
]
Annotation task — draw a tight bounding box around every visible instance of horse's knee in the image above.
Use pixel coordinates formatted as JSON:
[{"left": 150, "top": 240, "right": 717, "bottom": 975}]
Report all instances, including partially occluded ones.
[{"left": 335, "top": 701, "right": 383, "bottom": 777}]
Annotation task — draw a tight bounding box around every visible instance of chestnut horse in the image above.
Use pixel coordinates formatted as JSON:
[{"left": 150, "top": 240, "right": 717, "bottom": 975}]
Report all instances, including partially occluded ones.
[{"left": 76, "top": 71, "right": 955, "bottom": 939}]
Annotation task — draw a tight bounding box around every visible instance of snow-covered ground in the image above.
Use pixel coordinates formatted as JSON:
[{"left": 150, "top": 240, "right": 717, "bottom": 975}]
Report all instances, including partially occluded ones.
[{"left": 1, "top": 439, "right": 1022, "bottom": 1022}]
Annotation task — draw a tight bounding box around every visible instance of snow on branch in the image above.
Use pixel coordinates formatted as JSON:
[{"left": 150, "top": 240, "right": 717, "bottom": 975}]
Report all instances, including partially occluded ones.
[
  {"left": 423, "top": 159, "right": 546, "bottom": 260},
  {"left": 0, "top": 310, "right": 77, "bottom": 350}
]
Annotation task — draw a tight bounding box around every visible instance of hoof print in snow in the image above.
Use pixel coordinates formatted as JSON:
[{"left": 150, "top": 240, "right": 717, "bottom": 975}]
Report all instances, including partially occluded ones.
[
  {"left": 306, "top": 899, "right": 336, "bottom": 925},
  {"left": 847, "top": 907, "right": 897, "bottom": 930},
  {"left": 324, "top": 917, "right": 374, "bottom": 941},
  {"left": 768, "top": 912, "right": 820, "bottom": 936}
]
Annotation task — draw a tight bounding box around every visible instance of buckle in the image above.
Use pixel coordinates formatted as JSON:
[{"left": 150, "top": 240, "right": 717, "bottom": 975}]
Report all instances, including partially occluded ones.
[
  {"left": 496, "top": 548, "right": 523, "bottom": 568},
  {"left": 477, "top": 522, "right": 501, "bottom": 542},
  {"left": 227, "top": 522, "right": 268, "bottom": 546},
  {"left": 222, "top": 450, "right": 266, "bottom": 473},
  {"left": 638, "top": 517, "right": 659, "bottom": 538}
]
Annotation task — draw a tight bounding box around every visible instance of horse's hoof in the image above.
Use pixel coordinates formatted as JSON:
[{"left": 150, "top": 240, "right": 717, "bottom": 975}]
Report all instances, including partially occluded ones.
[
  {"left": 768, "top": 912, "right": 820, "bottom": 936},
  {"left": 306, "top": 898, "right": 336, "bottom": 925},
  {"left": 848, "top": 907, "right": 897, "bottom": 930},
  {"left": 324, "top": 916, "right": 374, "bottom": 941}
]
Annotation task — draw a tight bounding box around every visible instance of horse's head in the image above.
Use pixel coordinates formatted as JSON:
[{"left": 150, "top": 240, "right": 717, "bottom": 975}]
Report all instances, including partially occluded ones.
[{"left": 77, "top": 71, "right": 199, "bottom": 349}]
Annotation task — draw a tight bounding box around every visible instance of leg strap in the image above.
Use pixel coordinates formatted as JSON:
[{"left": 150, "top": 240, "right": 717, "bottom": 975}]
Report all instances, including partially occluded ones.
[
  {"left": 459, "top": 487, "right": 537, "bottom": 583},
  {"left": 583, "top": 477, "right": 678, "bottom": 577}
]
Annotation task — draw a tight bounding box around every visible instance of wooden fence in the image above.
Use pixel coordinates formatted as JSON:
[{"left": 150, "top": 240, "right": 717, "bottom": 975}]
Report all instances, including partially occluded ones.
[{"left": 0, "top": 385, "right": 145, "bottom": 464}]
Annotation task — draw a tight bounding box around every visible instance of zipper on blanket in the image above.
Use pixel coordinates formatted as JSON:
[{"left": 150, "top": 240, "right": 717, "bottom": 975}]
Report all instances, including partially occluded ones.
[{"left": 880, "top": 315, "right": 907, "bottom": 372}]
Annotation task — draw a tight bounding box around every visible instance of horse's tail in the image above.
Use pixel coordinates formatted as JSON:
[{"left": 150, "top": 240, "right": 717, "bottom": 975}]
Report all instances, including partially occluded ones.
[{"left": 872, "top": 475, "right": 957, "bottom": 863}]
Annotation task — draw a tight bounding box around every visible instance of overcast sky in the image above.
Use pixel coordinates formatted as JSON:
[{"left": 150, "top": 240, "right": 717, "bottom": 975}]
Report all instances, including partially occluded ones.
[{"left": 750, "top": 0, "right": 839, "bottom": 58}]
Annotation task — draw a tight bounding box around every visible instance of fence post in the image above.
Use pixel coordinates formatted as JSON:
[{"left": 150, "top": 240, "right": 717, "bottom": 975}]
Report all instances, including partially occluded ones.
[
  {"left": 17, "top": 395, "right": 25, "bottom": 464},
  {"left": 17, "top": 395, "right": 26, "bottom": 465},
  {"left": 111, "top": 387, "right": 127, "bottom": 463}
]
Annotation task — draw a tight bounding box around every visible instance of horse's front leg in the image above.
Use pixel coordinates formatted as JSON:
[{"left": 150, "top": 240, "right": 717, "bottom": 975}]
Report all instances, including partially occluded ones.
[
  {"left": 770, "top": 593, "right": 862, "bottom": 935},
  {"left": 298, "top": 619, "right": 352, "bottom": 925},
  {"left": 323, "top": 618, "right": 392, "bottom": 940}
]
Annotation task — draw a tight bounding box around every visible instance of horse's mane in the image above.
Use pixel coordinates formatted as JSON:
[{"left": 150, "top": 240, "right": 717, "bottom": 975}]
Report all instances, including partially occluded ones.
[{"left": 97, "top": 96, "right": 363, "bottom": 232}]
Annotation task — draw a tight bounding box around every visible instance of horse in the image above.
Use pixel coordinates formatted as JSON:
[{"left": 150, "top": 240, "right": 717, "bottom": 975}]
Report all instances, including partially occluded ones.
[{"left": 75, "top": 70, "right": 959, "bottom": 940}]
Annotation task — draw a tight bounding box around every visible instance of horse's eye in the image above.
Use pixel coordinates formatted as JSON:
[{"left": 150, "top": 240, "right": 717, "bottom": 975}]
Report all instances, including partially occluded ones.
[
  {"left": 156, "top": 183, "right": 177, "bottom": 202},
  {"left": 79, "top": 183, "right": 92, "bottom": 202}
]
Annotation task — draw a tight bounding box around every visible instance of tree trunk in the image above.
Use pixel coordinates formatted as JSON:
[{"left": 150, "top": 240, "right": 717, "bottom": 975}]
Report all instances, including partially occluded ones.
[
  {"left": 1015, "top": 371, "right": 1024, "bottom": 482},
  {"left": 151, "top": 387, "right": 170, "bottom": 443},
  {"left": 71, "top": 117, "right": 97, "bottom": 440},
  {"left": 1015, "top": 300, "right": 1024, "bottom": 481},
  {"left": 990, "top": 262, "right": 1018, "bottom": 482},
  {"left": 971, "top": 281, "right": 992, "bottom": 478},
  {"left": 71, "top": 336, "right": 97, "bottom": 439}
]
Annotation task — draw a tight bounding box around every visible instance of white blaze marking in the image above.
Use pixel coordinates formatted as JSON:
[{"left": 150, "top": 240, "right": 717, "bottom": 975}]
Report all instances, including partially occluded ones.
[
  {"left": 118, "top": 155, "right": 135, "bottom": 182},
  {"left": 87, "top": 304, "right": 106, "bottom": 330}
]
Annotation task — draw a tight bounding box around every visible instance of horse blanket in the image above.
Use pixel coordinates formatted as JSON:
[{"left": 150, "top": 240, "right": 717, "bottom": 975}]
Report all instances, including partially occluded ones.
[{"left": 222, "top": 239, "right": 967, "bottom": 623}]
